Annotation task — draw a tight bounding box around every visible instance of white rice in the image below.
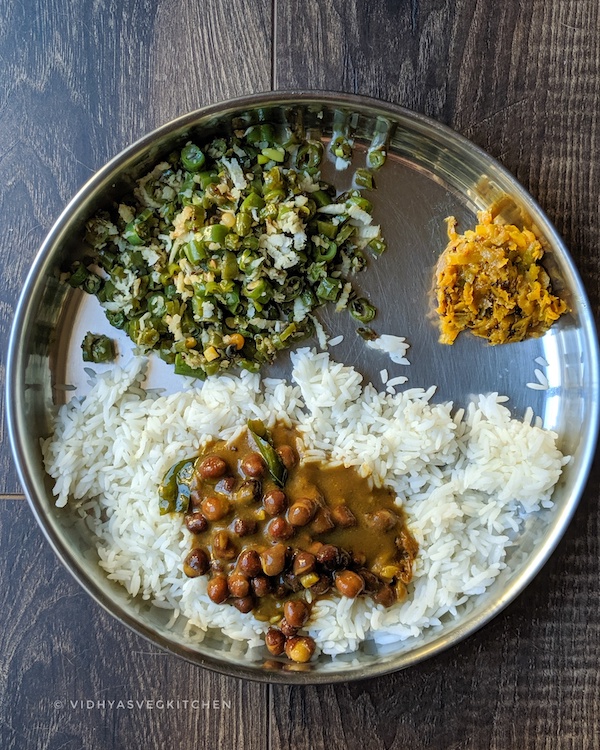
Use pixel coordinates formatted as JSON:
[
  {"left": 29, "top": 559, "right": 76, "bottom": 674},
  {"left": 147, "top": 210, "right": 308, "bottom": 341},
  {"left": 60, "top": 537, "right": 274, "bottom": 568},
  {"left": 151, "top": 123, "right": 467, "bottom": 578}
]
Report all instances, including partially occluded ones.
[
  {"left": 527, "top": 365, "right": 550, "bottom": 391},
  {"left": 42, "top": 349, "right": 567, "bottom": 658},
  {"left": 366, "top": 334, "right": 410, "bottom": 365}
]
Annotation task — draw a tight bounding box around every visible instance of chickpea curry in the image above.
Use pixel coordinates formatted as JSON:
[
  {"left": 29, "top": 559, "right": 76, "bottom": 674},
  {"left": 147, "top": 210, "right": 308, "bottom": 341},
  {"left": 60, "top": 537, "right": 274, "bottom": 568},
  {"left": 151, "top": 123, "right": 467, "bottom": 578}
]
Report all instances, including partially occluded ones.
[
  {"left": 435, "top": 210, "right": 568, "bottom": 345},
  {"left": 159, "top": 420, "right": 418, "bottom": 663}
]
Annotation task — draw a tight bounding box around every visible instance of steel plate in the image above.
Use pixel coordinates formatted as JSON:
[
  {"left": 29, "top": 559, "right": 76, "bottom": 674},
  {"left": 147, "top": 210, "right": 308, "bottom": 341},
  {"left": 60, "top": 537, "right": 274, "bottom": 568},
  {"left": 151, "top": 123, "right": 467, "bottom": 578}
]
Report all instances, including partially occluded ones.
[{"left": 6, "top": 92, "right": 599, "bottom": 683}]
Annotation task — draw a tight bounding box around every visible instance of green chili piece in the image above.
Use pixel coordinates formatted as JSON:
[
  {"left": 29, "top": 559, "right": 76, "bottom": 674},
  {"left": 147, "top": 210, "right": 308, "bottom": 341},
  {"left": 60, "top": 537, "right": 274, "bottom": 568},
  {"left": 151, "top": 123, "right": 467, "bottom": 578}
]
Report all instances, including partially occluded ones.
[
  {"left": 316, "top": 276, "right": 342, "bottom": 302},
  {"left": 181, "top": 143, "right": 206, "bottom": 172},
  {"left": 247, "top": 420, "right": 287, "bottom": 487},
  {"left": 224, "top": 233, "right": 241, "bottom": 251},
  {"left": 105, "top": 310, "right": 126, "bottom": 329},
  {"left": 82, "top": 272, "right": 102, "bottom": 295},
  {"left": 350, "top": 297, "right": 376, "bottom": 323},
  {"left": 239, "top": 358, "right": 261, "bottom": 373},
  {"left": 164, "top": 284, "right": 178, "bottom": 300},
  {"left": 97, "top": 249, "right": 117, "bottom": 271},
  {"left": 221, "top": 251, "right": 238, "bottom": 281},
  {"left": 295, "top": 140, "right": 323, "bottom": 169},
  {"left": 174, "top": 353, "right": 207, "bottom": 379},
  {"left": 368, "top": 238, "right": 386, "bottom": 256},
  {"left": 238, "top": 248, "right": 259, "bottom": 273},
  {"left": 123, "top": 212, "right": 151, "bottom": 246},
  {"left": 95, "top": 280, "right": 111, "bottom": 303},
  {"left": 244, "top": 278, "right": 271, "bottom": 304},
  {"left": 68, "top": 263, "right": 89, "bottom": 288},
  {"left": 202, "top": 223, "right": 229, "bottom": 245},
  {"left": 81, "top": 332, "right": 116, "bottom": 363},
  {"left": 245, "top": 125, "right": 263, "bottom": 144},
  {"left": 263, "top": 188, "right": 286, "bottom": 204},
  {"left": 354, "top": 168, "right": 374, "bottom": 190},
  {"left": 331, "top": 135, "right": 352, "bottom": 160},
  {"left": 235, "top": 211, "right": 253, "bottom": 237},
  {"left": 348, "top": 194, "right": 373, "bottom": 212},
  {"left": 279, "top": 322, "right": 297, "bottom": 342},
  {"left": 260, "top": 124, "right": 275, "bottom": 143},
  {"left": 137, "top": 326, "right": 160, "bottom": 347},
  {"left": 315, "top": 242, "right": 337, "bottom": 263},
  {"left": 158, "top": 458, "right": 196, "bottom": 514},
  {"left": 315, "top": 220, "right": 338, "bottom": 239},
  {"left": 198, "top": 170, "right": 219, "bottom": 189},
  {"left": 367, "top": 147, "right": 386, "bottom": 170},
  {"left": 312, "top": 189, "right": 332, "bottom": 208},
  {"left": 300, "top": 288, "right": 317, "bottom": 308},
  {"left": 261, "top": 146, "right": 285, "bottom": 163},
  {"left": 147, "top": 293, "right": 167, "bottom": 318},
  {"left": 241, "top": 192, "right": 265, "bottom": 211},
  {"left": 184, "top": 238, "right": 207, "bottom": 264},
  {"left": 335, "top": 223, "right": 355, "bottom": 245},
  {"left": 263, "top": 166, "right": 284, "bottom": 191}
]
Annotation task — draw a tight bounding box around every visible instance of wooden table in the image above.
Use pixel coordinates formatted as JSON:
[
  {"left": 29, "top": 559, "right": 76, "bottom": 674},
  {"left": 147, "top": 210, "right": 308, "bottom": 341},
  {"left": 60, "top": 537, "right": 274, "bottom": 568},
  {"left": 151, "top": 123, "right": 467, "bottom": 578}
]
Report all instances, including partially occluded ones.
[{"left": 1, "top": 1, "right": 599, "bottom": 747}]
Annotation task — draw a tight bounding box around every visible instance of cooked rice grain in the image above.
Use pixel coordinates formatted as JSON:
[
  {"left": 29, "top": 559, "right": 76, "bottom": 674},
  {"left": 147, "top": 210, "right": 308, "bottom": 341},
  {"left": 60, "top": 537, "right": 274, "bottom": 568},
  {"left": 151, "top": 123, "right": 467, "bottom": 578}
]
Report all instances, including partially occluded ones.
[{"left": 42, "top": 349, "right": 567, "bottom": 658}]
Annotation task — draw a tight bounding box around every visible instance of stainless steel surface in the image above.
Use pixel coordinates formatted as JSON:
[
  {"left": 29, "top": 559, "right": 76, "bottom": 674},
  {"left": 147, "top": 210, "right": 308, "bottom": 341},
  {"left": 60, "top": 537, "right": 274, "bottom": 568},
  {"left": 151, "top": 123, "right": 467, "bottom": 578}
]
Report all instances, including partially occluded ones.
[{"left": 6, "top": 91, "right": 599, "bottom": 684}]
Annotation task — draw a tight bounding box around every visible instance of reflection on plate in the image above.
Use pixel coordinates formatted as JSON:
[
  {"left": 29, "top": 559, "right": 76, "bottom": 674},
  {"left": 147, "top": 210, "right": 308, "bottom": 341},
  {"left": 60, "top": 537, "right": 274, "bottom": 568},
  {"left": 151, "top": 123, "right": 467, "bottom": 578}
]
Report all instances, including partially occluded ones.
[{"left": 7, "top": 93, "right": 599, "bottom": 683}]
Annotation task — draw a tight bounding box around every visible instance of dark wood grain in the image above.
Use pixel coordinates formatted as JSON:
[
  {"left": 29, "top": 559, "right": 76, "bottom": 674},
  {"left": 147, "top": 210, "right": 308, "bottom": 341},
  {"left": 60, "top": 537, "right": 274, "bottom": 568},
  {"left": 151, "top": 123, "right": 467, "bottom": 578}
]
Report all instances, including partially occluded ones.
[
  {"left": 0, "top": 500, "right": 269, "bottom": 750},
  {"left": 0, "top": 0, "right": 272, "bottom": 494},
  {"left": 272, "top": 0, "right": 600, "bottom": 747},
  {"left": 3, "top": 0, "right": 600, "bottom": 747},
  {"left": 274, "top": 0, "right": 600, "bottom": 315}
]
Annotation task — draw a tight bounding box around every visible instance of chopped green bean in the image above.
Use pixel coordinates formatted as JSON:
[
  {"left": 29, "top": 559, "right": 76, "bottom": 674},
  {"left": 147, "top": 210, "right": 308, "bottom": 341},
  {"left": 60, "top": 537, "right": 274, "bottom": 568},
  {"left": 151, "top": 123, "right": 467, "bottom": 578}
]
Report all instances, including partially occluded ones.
[
  {"left": 350, "top": 297, "right": 376, "bottom": 323},
  {"left": 81, "top": 332, "right": 116, "bottom": 363},
  {"left": 72, "top": 124, "right": 389, "bottom": 376},
  {"left": 181, "top": 143, "right": 206, "bottom": 172}
]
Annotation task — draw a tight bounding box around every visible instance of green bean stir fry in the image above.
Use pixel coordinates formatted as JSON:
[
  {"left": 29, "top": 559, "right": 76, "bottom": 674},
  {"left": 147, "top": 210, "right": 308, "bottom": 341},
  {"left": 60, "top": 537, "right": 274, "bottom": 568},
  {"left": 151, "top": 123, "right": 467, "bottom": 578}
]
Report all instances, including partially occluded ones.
[{"left": 69, "top": 124, "right": 387, "bottom": 377}]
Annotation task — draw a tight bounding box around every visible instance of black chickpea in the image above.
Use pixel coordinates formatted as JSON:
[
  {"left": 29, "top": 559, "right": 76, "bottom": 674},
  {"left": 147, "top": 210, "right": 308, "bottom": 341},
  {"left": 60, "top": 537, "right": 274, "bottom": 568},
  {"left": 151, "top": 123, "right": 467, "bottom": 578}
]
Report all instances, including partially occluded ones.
[
  {"left": 366, "top": 509, "right": 398, "bottom": 532},
  {"left": 260, "top": 543, "right": 288, "bottom": 576},
  {"left": 373, "top": 583, "right": 396, "bottom": 608},
  {"left": 251, "top": 575, "right": 272, "bottom": 598},
  {"left": 215, "top": 476, "right": 236, "bottom": 494},
  {"left": 183, "top": 548, "right": 210, "bottom": 577},
  {"left": 279, "top": 617, "right": 298, "bottom": 638},
  {"left": 310, "top": 575, "right": 331, "bottom": 596},
  {"left": 263, "top": 489, "right": 288, "bottom": 516},
  {"left": 360, "top": 569, "right": 381, "bottom": 594},
  {"left": 282, "top": 572, "right": 303, "bottom": 593},
  {"left": 311, "top": 507, "right": 335, "bottom": 533},
  {"left": 232, "top": 595, "right": 254, "bottom": 613},
  {"left": 172, "top": 420, "right": 420, "bottom": 664},
  {"left": 331, "top": 504, "right": 357, "bottom": 528},
  {"left": 276, "top": 444, "right": 297, "bottom": 470},
  {"left": 283, "top": 599, "right": 310, "bottom": 628},
  {"left": 265, "top": 628, "right": 286, "bottom": 656},
  {"left": 271, "top": 582, "right": 288, "bottom": 599},
  {"left": 241, "top": 452, "right": 266, "bottom": 478},
  {"left": 184, "top": 512, "right": 208, "bottom": 534},
  {"left": 207, "top": 575, "right": 229, "bottom": 603},
  {"left": 316, "top": 544, "right": 342, "bottom": 571},
  {"left": 267, "top": 517, "right": 294, "bottom": 541},
  {"left": 197, "top": 455, "right": 228, "bottom": 479},
  {"left": 292, "top": 550, "right": 316, "bottom": 576},
  {"left": 227, "top": 572, "right": 250, "bottom": 598},
  {"left": 231, "top": 517, "right": 257, "bottom": 537},
  {"left": 334, "top": 570, "right": 365, "bottom": 598},
  {"left": 351, "top": 550, "right": 367, "bottom": 568},
  {"left": 201, "top": 495, "right": 231, "bottom": 521},
  {"left": 237, "top": 548, "right": 262, "bottom": 577},
  {"left": 212, "top": 530, "right": 237, "bottom": 560},
  {"left": 285, "top": 636, "right": 316, "bottom": 663},
  {"left": 234, "top": 479, "right": 261, "bottom": 504},
  {"left": 288, "top": 497, "right": 317, "bottom": 527}
]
